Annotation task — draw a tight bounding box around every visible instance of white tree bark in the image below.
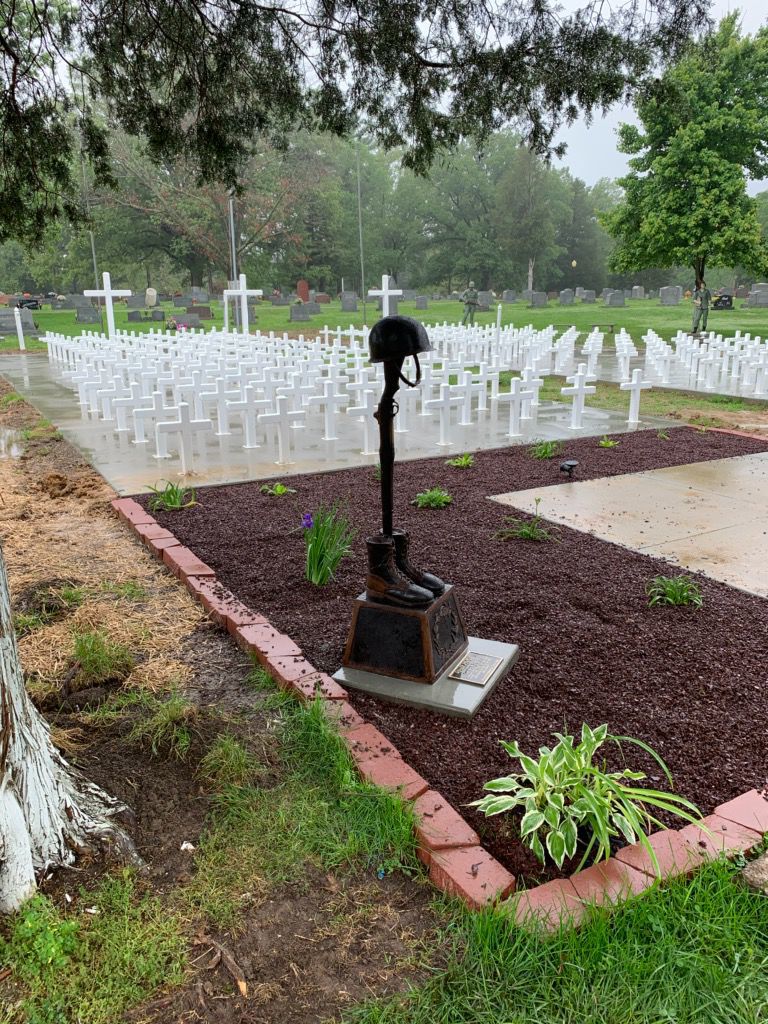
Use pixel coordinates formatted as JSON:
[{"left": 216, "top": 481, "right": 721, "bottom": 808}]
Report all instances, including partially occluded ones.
[
  {"left": 0, "top": 545, "right": 137, "bottom": 913},
  {"left": 527, "top": 257, "right": 535, "bottom": 293}
]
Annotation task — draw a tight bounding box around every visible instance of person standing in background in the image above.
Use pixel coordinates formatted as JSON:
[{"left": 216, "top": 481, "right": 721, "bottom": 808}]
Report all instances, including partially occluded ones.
[{"left": 692, "top": 279, "right": 711, "bottom": 334}]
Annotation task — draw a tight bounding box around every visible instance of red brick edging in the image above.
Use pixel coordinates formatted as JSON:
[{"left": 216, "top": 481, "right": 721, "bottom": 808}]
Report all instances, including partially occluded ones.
[{"left": 112, "top": 497, "right": 768, "bottom": 925}]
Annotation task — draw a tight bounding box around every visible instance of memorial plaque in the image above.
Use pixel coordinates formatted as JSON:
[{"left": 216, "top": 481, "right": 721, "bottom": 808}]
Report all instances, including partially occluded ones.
[{"left": 448, "top": 651, "right": 502, "bottom": 687}]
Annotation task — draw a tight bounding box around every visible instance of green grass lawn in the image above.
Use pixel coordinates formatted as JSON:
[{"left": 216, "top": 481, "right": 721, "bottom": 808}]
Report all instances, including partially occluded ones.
[{"left": 6, "top": 297, "right": 768, "bottom": 343}]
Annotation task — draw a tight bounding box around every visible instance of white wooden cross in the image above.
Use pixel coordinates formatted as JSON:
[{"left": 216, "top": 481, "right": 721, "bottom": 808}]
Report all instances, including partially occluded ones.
[
  {"left": 133, "top": 392, "right": 171, "bottom": 444},
  {"left": 619, "top": 369, "right": 652, "bottom": 425},
  {"left": 367, "top": 274, "right": 402, "bottom": 318},
  {"left": 451, "top": 371, "right": 483, "bottom": 427},
  {"left": 155, "top": 401, "right": 214, "bottom": 474},
  {"left": 223, "top": 273, "right": 263, "bottom": 336},
  {"left": 424, "top": 383, "right": 463, "bottom": 447},
  {"left": 258, "top": 395, "right": 306, "bottom": 465},
  {"left": 84, "top": 272, "right": 131, "bottom": 340},
  {"left": 307, "top": 378, "right": 348, "bottom": 441},
  {"left": 13, "top": 306, "right": 25, "bottom": 351},
  {"left": 345, "top": 388, "right": 378, "bottom": 455},
  {"left": 227, "top": 385, "right": 271, "bottom": 449},
  {"left": 394, "top": 384, "right": 417, "bottom": 435},
  {"left": 520, "top": 365, "right": 544, "bottom": 422},
  {"left": 561, "top": 363, "right": 596, "bottom": 430},
  {"left": 112, "top": 382, "right": 142, "bottom": 433},
  {"left": 497, "top": 377, "right": 534, "bottom": 438},
  {"left": 200, "top": 377, "right": 240, "bottom": 436}
]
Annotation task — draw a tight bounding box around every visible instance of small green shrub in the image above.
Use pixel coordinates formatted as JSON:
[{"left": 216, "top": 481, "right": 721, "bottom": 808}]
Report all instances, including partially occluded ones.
[
  {"left": 495, "top": 497, "right": 556, "bottom": 542},
  {"left": 72, "top": 630, "right": 135, "bottom": 685},
  {"left": 528, "top": 439, "right": 563, "bottom": 460},
  {"left": 657, "top": 429, "right": 670, "bottom": 440},
  {"left": 129, "top": 689, "right": 197, "bottom": 759},
  {"left": 1, "top": 895, "right": 80, "bottom": 983},
  {"left": 198, "top": 734, "right": 260, "bottom": 789},
  {"left": 598, "top": 435, "right": 620, "bottom": 448},
  {"left": 302, "top": 504, "right": 356, "bottom": 585},
  {"left": 471, "top": 724, "right": 701, "bottom": 872},
  {"left": 14, "top": 611, "right": 47, "bottom": 635},
  {"left": 646, "top": 575, "right": 703, "bottom": 608},
  {"left": 412, "top": 487, "right": 453, "bottom": 509},
  {"left": 146, "top": 480, "right": 197, "bottom": 512},
  {"left": 260, "top": 481, "right": 296, "bottom": 496},
  {"left": 446, "top": 453, "right": 475, "bottom": 468}
]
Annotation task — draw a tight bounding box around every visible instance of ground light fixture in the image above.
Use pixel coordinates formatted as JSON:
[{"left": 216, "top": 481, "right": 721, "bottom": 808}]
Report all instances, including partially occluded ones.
[{"left": 560, "top": 459, "right": 579, "bottom": 479}]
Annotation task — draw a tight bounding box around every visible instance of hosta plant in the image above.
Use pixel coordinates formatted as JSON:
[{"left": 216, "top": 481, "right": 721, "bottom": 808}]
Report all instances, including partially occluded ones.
[
  {"left": 471, "top": 724, "right": 701, "bottom": 873},
  {"left": 260, "top": 482, "right": 296, "bottom": 497},
  {"left": 446, "top": 453, "right": 475, "bottom": 468},
  {"left": 598, "top": 435, "right": 620, "bottom": 448},
  {"left": 412, "top": 487, "right": 453, "bottom": 509}
]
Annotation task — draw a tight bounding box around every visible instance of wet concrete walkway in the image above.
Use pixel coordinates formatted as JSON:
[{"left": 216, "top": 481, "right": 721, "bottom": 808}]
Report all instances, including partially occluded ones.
[
  {"left": 1, "top": 353, "right": 672, "bottom": 495},
  {"left": 491, "top": 452, "right": 768, "bottom": 597}
]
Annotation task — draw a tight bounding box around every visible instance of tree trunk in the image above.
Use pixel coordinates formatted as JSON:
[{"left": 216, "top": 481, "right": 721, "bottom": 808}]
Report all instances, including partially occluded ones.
[
  {"left": 527, "top": 258, "right": 535, "bottom": 292},
  {"left": 693, "top": 257, "right": 707, "bottom": 285},
  {"left": 0, "top": 546, "right": 138, "bottom": 913}
]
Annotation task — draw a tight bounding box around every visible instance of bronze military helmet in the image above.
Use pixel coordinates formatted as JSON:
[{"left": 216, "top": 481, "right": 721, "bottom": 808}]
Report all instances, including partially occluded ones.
[{"left": 369, "top": 315, "right": 432, "bottom": 364}]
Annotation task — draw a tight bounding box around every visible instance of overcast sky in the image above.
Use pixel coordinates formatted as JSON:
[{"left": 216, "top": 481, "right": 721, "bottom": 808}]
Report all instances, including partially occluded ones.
[{"left": 551, "top": 1, "right": 767, "bottom": 195}]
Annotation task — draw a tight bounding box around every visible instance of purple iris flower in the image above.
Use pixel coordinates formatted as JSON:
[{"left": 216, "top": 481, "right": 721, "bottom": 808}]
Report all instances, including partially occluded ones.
[{"left": 302, "top": 512, "right": 314, "bottom": 529}]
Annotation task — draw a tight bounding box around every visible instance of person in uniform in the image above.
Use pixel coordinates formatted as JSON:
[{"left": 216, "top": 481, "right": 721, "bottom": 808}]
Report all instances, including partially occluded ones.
[
  {"left": 461, "top": 281, "right": 479, "bottom": 326},
  {"left": 692, "top": 279, "right": 712, "bottom": 334}
]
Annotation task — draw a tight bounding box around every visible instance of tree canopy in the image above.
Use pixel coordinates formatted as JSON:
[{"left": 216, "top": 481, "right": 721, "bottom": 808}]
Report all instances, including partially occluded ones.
[
  {"left": 603, "top": 15, "right": 768, "bottom": 284},
  {"left": 2, "top": 0, "right": 708, "bottom": 246}
]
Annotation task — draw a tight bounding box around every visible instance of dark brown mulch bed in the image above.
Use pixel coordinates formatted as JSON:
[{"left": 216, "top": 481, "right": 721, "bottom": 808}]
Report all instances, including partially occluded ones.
[{"left": 139, "top": 427, "right": 768, "bottom": 883}]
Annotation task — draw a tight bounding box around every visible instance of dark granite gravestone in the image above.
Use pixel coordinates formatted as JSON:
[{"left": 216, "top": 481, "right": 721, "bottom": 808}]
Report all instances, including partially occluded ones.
[
  {"left": 188, "top": 305, "right": 213, "bottom": 319},
  {"left": 173, "top": 296, "right": 191, "bottom": 308},
  {"left": 402, "top": 289, "right": 418, "bottom": 301},
  {"left": 126, "top": 295, "right": 145, "bottom": 309},
  {"left": 0, "top": 308, "right": 37, "bottom": 333},
  {"left": 151, "top": 309, "right": 166, "bottom": 321},
  {"left": 606, "top": 290, "right": 626, "bottom": 307},
  {"left": 502, "top": 289, "right": 516, "bottom": 303},
  {"left": 76, "top": 307, "right": 103, "bottom": 324},
  {"left": 341, "top": 295, "right": 358, "bottom": 313},
  {"left": 531, "top": 291, "right": 548, "bottom": 306},
  {"left": 127, "top": 310, "right": 142, "bottom": 322},
  {"left": 290, "top": 304, "right": 311, "bottom": 321},
  {"left": 559, "top": 289, "right": 574, "bottom": 305},
  {"left": 303, "top": 301, "right": 322, "bottom": 315},
  {"left": 415, "top": 296, "right": 428, "bottom": 310},
  {"left": 478, "top": 291, "right": 493, "bottom": 306},
  {"left": 601, "top": 287, "right": 612, "bottom": 299},
  {"left": 178, "top": 314, "right": 202, "bottom": 328},
  {"left": 296, "top": 280, "right": 310, "bottom": 303},
  {"left": 68, "top": 294, "right": 93, "bottom": 308}
]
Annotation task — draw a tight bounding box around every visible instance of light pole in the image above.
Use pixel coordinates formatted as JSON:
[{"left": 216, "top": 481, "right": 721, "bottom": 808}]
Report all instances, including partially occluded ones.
[{"left": 227, "top": 188, "right": 240, "bottom": 328}]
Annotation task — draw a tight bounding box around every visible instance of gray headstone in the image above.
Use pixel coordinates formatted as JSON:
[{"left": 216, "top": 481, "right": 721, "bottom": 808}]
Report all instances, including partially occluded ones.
[
  {"left": 415, "top": 296, "right": 428, "bottom": 310},
  {"left": 432, "top": 294, "right": 445, "bottom": 301},
  {"left": 601, "top": 287, "right": 612, "bottom": 299},
  {"left": 341, "top": 295, "right": 358, "bottom": 313},
  {"left": 377, "top": 297, "right": 399, "bottom": 315},
  {"left": 531, "top": 291, "right": 548, "bottom": 307},
  {"left": 477, "top": 291, "right": 493, "bottom": 306},
  {"left": 151, "top": 309, "right": 166, "bottom": 321},
  {"left": 270, "top": 297, "right": 290, "bottom": 306},
  {"left": 0, "top": 308, "right": 36, "bottom": 331},
  {"left": 303, "top": 301, "right": 322, "bottom": 315},
  {"left": 632, "top": 285, "right": 645, "bottom": 299},
  {"left": 127, "top": 310, "right": 142, "bottom": 322},
  {"left": 69, "top": 294, "right": 93, "bottom": 308},
  {"left": 75, "top": 307, "right": 103, "bottom": 324},
  {"left": 748, "top": 288, "right": 768, "bottom": 307},
  {"left": 606, "top": 290, "right": 626, "bottom": 307},
  {"left": 521, "top": 289, "right": 533, "bottom": 303},
  {"left": 126, "top": 295, "right": 145, "bottom": 309},
  {"left": 659, "top": 286, "right": 681, "bottom": 306},
  {"left": 290, "top": 304, "right": 311, "bottom": 322},
  {"left": 581, "top": 290, "right": 596, "bottom": 303},
  {"left": 402, "top": 289, "right": 417, "bottom": 301},
  {"left": 189, "top": 305, "right": 213, "bottom": 319},
  {"left": 177, "top": 313, "right": 201, "bottom": 328},
  {"left": 502, "top": 289, "right": 516, "bottom": 303},
  {"left": 575, "top": 287, "right": 584, "bottom": 298},
  {"left": 190, "top": 287, "right": 209, "bottom": 301},
  {"left": 559, "top": 289, "right": 574, "bottom": 305}
]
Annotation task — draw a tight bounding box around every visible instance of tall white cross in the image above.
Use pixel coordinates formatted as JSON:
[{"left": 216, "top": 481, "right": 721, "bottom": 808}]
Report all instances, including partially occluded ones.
[
  {"left": 346, "top": 388, "right": 378, "bottom": 455},
  {"left": 561, "top": 363, "right": 597, "bottom": 430},
  {"left": 619, "top": 369, "right": 652, "bottom": 425},
  {"left": 155, "top": 401, "right": 213, "bottom": 474},
  {"left": 223, "top": 273, "right": 263, "bottom": 336},
  {"left": 367, "top": 274, "right": 402, "bottom": 318},
  {"left": 258, "top": 395, "right": 306, "bottom": 465},
  {"left": 84, "top": 272, "right": 131, "bottom": 340},
  {"left": 13, "top": 306, "right": 25, "bottom": 351}
]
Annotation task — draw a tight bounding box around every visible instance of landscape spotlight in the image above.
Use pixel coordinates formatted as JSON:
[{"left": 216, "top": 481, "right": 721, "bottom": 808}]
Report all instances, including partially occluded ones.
[{"left": 560, "top": 459, "right": 579, "bottom": 479}]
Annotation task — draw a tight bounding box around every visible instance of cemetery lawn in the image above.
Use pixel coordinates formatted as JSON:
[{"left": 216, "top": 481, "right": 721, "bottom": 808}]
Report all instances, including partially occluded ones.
[
  {"left": 9, "top": 297, "right": 768, "bottom": 343},
  {"left": 141, "top": 427, "right": 768, "bottom": 884},
  {"left": 2, "top": 383, "right": 768, "bottom": 1024}
]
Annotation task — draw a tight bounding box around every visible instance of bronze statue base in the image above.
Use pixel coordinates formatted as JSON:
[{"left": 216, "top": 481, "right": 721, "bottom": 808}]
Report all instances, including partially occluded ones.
[{"left": 342, "top": 584, "right": 468, "bottom": 685}]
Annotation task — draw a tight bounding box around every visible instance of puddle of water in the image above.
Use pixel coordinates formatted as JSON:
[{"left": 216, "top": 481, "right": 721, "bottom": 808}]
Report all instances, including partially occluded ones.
[{"left": 0, "top": 428, "right": 23, "bottom": 459}]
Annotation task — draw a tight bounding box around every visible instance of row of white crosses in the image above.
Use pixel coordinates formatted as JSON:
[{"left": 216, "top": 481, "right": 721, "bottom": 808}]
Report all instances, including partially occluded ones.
[{"left": 641, "top": 328, "right": 768, "bottom": 398}]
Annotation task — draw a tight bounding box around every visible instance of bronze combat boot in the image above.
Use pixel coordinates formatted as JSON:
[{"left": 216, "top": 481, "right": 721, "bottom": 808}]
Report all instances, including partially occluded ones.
[
  {"left": 365, "top": 535, "right": 433, "bottom": 608},
  {"left": 392, "top": 529, "right": 446, "bottom": 598}
]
